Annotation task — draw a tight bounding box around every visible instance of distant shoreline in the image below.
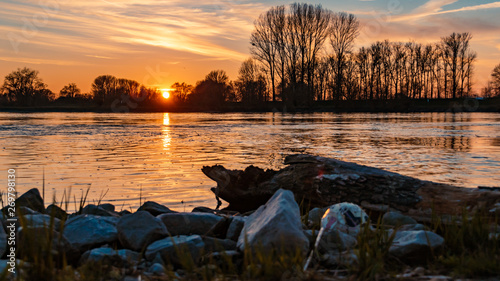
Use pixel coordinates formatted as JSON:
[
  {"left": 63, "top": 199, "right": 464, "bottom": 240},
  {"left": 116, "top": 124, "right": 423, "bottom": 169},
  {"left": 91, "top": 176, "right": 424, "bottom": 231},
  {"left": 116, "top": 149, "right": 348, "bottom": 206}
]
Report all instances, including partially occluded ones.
[{"left": 1, "top": 97, "right": 499, "bottom": 113}]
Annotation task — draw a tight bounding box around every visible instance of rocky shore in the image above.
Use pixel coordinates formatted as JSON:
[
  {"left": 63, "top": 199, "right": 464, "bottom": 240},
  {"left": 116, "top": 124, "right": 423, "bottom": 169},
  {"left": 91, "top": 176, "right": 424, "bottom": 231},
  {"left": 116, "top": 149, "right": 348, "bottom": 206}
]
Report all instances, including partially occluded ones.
[{"left": 1, "top": 156, "right": 499, "bottom": 280}]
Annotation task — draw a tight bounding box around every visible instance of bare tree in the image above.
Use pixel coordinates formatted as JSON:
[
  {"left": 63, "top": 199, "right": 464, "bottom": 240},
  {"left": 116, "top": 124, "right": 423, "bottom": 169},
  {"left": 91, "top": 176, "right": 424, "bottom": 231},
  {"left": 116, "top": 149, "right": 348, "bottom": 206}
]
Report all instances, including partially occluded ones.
[
  {"left": 170, "top": 82, "right": 193, "bottom": 103},
  {"left": 492, "top": 63, "right": 500, "bottom": 96},
  {"left": 1, "top": 67, "right": 52, "bottom": 105},
  {"left": 329, "top": 12, "right": 360, "bottom": 100}
]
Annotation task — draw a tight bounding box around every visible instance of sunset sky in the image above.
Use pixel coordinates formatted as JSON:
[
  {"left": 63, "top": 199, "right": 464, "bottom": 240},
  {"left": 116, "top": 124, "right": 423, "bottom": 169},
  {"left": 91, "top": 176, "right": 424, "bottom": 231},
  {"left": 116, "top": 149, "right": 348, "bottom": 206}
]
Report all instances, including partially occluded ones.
[{"left": 1, "top": 0, "right": 499, "bottom": 94}]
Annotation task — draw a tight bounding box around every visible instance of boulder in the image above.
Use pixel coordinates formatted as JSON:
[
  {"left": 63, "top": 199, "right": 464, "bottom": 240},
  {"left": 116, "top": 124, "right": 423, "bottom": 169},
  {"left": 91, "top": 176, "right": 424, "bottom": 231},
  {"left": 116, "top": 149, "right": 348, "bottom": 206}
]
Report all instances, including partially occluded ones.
[
  {"left": 306, "top": 207, "right": 327, "bottom": 227},
  {"left": 17, "top": 206, "right": 39, "bottom": 216},
  {"left": 117, "top": 211, "right": 169, "bottom": 251},
  {"left": 81, "top": 204, "right": 118, "bottom": 217},
  {"left": 226, "top": 216, "right": 246, "bottom": 241},
  {"left": 46, "top": 204, "right": 68, "bottom": 220},
  {"left": 99, "top": 203, "right": 115, "bottom": 212},
  {"left": 145, "top": 235, "right": 205, "bottom": 268},
  {"left": 191, "top": 207, "right": 215, "bottom": 213},
  {"left": 17, "top": 227, "right": 79, "bottom": 264},
  {"left": 202, "top": 237, "right": 237, "bottom": 252},
  {"left": 389, "top": 230, "right": 445, "bottom": 262},
  {"left": 20, "top": 214, "right": 61, "bottom": 230},
  {"left": 382, "top": 212, "right": 418, "bottom": 227},
  {"left": 317, "top": 230, "right": 357, "bottom": 252},
  {"left": 63, "top": 215, "right": 118, "bottom": 252},
  {"left": 148, "top": 263, "right": 167, "bottom": 276},
  {"left": 237, "top": 189, "right": 309, "bottom": 256},
  {"left": 137, "top": 201, "right": 175, "bottom": 216},
  {"left": 12, "top": 188, "right": 44, "bottom": 213},
  {"left": 158, "top": 213, "right": 223, "bottom": 236},
  {"left": 80, "top": 247, "right": 140, "bottom": 267},
  {"left": 0, "top": 225, "right": 7, "bottom": 258}
]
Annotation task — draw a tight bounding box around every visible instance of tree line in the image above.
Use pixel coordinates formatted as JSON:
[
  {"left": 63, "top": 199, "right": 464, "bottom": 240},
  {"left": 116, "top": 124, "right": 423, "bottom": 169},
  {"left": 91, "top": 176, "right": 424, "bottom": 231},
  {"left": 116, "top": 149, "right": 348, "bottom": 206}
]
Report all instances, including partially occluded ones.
[{"left": 2, "top": 2, "right": 500, "bottom": 110}]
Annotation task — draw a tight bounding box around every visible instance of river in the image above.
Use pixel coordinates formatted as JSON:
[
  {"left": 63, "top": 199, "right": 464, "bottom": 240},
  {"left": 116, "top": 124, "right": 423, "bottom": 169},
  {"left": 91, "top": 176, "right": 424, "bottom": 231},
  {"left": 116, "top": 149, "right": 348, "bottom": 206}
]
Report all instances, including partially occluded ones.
[{"left": 0, "top": 112, "right": 499, "bottom": 212}]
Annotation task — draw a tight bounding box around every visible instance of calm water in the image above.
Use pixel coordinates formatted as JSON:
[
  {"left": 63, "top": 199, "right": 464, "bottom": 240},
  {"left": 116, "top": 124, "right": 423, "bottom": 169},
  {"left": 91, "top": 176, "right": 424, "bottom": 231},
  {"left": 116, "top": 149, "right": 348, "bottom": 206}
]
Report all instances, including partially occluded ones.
[{"left": 1, "top": 112, "right": 499, "bottom": 212}]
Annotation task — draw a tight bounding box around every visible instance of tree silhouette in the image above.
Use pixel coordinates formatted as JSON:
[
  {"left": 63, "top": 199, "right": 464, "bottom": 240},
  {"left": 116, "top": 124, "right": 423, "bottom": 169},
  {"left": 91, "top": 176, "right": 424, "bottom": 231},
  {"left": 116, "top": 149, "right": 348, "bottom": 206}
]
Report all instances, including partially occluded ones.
[
  {"left": 0, "top": 67, "right": 53, "bottom": 106},
  {"left": 171, "top": 82, "right": 193, "bottom": 103},
  {"left": 189, "top": 70, "right": 234, "bottom": 109},
  {"left": 59, "top": 83, "right": 81, "bottom": 98},
  {"left": 235, "top": 58, "right": 268, "bottom": 104},
  {"left": 492, "top": 63, "right": 500, "bottom": 97}
]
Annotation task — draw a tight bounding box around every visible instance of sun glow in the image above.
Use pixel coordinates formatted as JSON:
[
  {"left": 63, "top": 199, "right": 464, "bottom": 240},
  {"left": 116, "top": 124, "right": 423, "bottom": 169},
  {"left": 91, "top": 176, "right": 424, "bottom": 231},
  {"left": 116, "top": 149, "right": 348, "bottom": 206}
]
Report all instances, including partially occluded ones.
[{"left": 162, "top": 90, "right": 170, "bottom": 99}]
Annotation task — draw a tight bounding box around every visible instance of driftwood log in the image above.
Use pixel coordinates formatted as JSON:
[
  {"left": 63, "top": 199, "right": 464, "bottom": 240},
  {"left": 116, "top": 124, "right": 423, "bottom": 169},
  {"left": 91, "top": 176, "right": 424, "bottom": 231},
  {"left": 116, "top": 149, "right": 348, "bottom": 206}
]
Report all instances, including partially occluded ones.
[{"left": 202, "top": 154, "right": 500, "bottom": 222}]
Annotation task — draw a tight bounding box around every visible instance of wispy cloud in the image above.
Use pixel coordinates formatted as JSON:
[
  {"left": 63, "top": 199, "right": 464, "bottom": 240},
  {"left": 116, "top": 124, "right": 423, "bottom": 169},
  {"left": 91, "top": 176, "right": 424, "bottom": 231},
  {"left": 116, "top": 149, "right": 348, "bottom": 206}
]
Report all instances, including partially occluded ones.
[{"left": 391, "top": 1, "right": 500, "bottom": 22}]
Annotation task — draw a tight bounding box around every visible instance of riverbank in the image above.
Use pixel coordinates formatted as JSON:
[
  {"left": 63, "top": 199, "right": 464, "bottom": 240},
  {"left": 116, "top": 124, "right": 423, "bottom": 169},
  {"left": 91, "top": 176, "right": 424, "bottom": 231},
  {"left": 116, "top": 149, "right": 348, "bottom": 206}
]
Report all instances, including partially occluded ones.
[
  {"left": 1, "top": 97, "right": 499, "bottom": 113},
  {"left": 1, "top": 187, "right": 499, "bottom": 280}
]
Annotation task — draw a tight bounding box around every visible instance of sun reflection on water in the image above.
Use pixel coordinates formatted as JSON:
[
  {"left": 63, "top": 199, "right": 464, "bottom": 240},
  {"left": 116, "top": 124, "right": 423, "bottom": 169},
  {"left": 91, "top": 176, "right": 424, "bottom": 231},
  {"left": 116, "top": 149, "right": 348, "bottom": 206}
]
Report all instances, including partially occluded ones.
[{"left": 162, "top": 113, "right": 171, "bottom": 150}]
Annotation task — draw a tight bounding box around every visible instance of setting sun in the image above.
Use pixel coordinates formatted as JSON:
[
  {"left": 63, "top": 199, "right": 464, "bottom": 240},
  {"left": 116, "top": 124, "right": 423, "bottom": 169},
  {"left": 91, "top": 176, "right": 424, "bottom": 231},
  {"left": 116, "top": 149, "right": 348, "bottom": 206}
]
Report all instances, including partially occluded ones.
[{"left": 162, "top": 90, "right": 171, "bottom": 99}]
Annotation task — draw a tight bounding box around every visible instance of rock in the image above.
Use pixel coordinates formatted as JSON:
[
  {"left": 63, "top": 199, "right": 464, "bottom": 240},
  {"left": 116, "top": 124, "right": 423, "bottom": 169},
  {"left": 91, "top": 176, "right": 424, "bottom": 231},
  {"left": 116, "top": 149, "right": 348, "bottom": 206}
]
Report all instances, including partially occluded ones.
[
  {"left": 389, "top": 230, "right": 444, "bottom": 262},
  {"left": 119, "top": 210, "right": 132, "bottom": 216},
  {"left": 145, "top": 235, "right": 205, "bottom": 268},
  {"left": 158, "top": 213, "right": 223, "bottom": 236},
  {"left": 80, "top": 247, "right": 140, "bottom": 267},
  {"left": 17, "top": 206, "right": 39, "bottom": 216},
  {"left": 63, "top": 215, "right": 118, "bottom": 252},
  {"left": 17, "top": 227, "right": 79, "bottom": 264},
  {"left": 204, "top": 250, "right": 241, "bottom": 265},
  {"left": 148, "top": 263, "right": 166, "bottom": 276},
  {"left": 202, "top": 237, "right": 237, "bottom": 252},
  {"left": 99, "top": 203, "right": 115, "bottom": 212},
  {"left": 382, "top": 212, "right": 418, "bottom": 227},
  {"left": 226, "top": 216, "right": 246, "bottom": 241},
  {"left": 318, "top": 230, "right": 357, "bottom": 252},
  {"left": 191, "top": 207, "right": 215, "bottom": 213},
  {"left": 237, "top": 189, "right": 309, "bottom": 256},
  {"left": 117, "top": 211, "right": 169, "bottom": 251},
  {"left": 306, "top": 207, "right": 327, "bottom": 227},
  {"left": 20, "top": 214, "right": 61, "bottom": 230},
  {"left": 320, "top": 250, "right": 358, "bottom": 267},
  {"left": 137, "top": 201, "right": 175, "bottom": 216},
  {"left": 205, "top": 217, "right": 232, "bottom": 239},
  {"left": 399, "top": 224, "right": 426, "bottom": 231},
  {"left": 81, "top": 204, "right": 118, "bottom": 217},
  {"left": 46, "top": 204, "right": 68, "bottom": 220},
  {"left": 12, "top": 188, "right": 44, "bottom": 213},
  {"left": 0, "top": 225, "right": 7, "bottom": 258}
]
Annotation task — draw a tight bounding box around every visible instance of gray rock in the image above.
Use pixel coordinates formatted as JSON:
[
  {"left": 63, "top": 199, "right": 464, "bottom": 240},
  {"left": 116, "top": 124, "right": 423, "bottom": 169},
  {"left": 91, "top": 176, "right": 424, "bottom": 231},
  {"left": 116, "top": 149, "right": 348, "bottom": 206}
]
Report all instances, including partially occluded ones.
[
  {"left": 318, "top": 230, "right": 357, "bottom": 252},
  {"left": 81, "top": 204, "right": 118, "bottom": 217},
  {"left": 191, "top": 207, "right": 215, "bottom": 213},
  {"left": 63, "top": 215, "right": 118, "bottom": 252},
  {"left": 117, "top": 211, "right": 169, "bottom": 251},
  {"left": 0, "top": 225, "right": 7, "bottom": 258},
  {"left": 202, "top": 237, "right": 237, "bottom": 252},
  {"left": 80, "top": 247, "right": 140, "bottom": 266},
  {"left": 145, "top": 235, "right": 205, "bottom": 267},
  {"left": 17, "top": 227, "right": 79, "bottom": 264},
  {"left": 12, "top": 188, "right": 44, "bottom": 213},
  {"left": 99, "top": 203, "right": 115, "bottom": 212},
  {"left": 158, "top": 213, "right": 223, "bottom": 236},
  {"left": 226, "top": 216, "right": 246, "bottom": 241},
  {"left": 137, "top": 201, "right": 175, "bottom": 216},
  {"left": 306, "top": 207, "right": 328, "bottom": 227},
  {"left": 389, "top": 230, "right": 444, "bottom": 262},
  {"left": 17, "top": 206, "right": 39, "bottom": 216},
  {"left": 237, "top": 189, "right": 309, "bottom": 256},
  {"left": 46, "top": 204, "right": 68, "bottom": 220},
  {"left": 148, "top": 263, "right": 166, "bottom": 276},
  {"left": 399, "top": 224, "right": 426, "bottom": 231},
  {"left": 20, "top": 214, "right": 61, "bottom": 230},
  {"left": 321, "top": 250, "right": 358, "bottom": 267},
  {"left": 382, "top": 212, "right": 417, "bottom": 227}
]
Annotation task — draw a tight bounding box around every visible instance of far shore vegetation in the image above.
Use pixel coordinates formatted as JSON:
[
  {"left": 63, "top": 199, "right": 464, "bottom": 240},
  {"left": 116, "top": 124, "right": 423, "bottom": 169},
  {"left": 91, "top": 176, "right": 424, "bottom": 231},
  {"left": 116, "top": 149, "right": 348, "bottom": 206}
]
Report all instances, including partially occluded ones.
[{"left": 2, "top": 3, "right": 500, "bottom": 113}]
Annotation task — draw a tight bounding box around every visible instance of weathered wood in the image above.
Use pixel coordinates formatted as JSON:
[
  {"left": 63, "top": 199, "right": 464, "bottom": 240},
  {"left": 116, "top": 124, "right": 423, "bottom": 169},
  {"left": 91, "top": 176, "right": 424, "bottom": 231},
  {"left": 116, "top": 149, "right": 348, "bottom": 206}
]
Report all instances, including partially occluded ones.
[{"left": 202, "top": 154, "right": 500, "bottom": 221}]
